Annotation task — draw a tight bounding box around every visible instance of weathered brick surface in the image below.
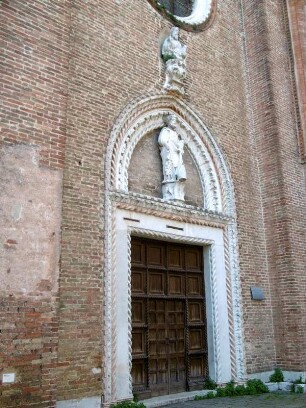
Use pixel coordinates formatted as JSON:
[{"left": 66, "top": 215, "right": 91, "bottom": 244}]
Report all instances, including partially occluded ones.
[
  {"left": 287, "top": 0, "right": 306, "bottom": 160},
  {"left": 0, "top": 296, "right": 58, "bottom": 407},
  {"left": 0, "top": 0, "right": 70, "bottom": 168},
  {"left": 1, "top": 0, "right": 306, "bottom": 406},
  {"left": 1, "top": 0, "right": 69, "bottom": 406},
  {"left": 241, "top": 0, "right": 306, "bottom": 371}
]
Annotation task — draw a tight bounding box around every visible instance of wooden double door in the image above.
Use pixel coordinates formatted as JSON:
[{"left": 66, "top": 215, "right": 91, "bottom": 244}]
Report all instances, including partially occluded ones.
[{"left": 131, "top": 238, "right": 208, "bottom": 398}]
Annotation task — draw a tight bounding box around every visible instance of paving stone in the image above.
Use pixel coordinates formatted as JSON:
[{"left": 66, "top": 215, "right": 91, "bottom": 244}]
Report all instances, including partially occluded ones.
[{"left": 160, "top": 392, "right": 306, "bottom": 408}]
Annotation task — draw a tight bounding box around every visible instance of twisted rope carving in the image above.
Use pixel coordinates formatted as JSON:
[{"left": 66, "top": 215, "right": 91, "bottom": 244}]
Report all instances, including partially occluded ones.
[
  {"left": 111, "top": 208, "right": 118, "bottom": 399},
  {"left": 224, "top": 229, "right": 237, "bottom": 380},
  {"left": 209, "top": 245, "right": 222, "bottom": 383},
  {"left": 129, "top": 226, "right": 214, "bottom": 246},
  {"left": 126, "top": 232, "right": 133, "bottom": 397},
  {"left": 102, "top": 197, "right": 114, "bottom": 404},
  {"left": 227, "top": 222, "right": 245, "bottom": 381}
]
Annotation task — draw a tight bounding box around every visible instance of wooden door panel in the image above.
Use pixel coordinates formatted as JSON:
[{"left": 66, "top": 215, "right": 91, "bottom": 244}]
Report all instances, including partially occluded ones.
[
  {"left": 188, "top": 301, "right": 203, "bottom": 323},
  {"left": 131, "top": 238, "right": 208, "bottom": 397},
  {"left": 149, "top": 299, "right": 166, "bottom": 324},
  {"left": 147, "top": 244, "right": 165, "bottom": 267},
  {"left": 150, "top": 329, "right": 167, "bottom": 356},
  {"left": 132, "top": 330, "right": 146, "bottom": 354},
  {"left": 132, "top": 270, "right": 146, "bottom": 294},
  {"left": 168, "top": 247, "right": 183, "bottom": 269},
  {"left": 185, "top": 248, "right": 201, "bottom": 270},
  {"left": 169, "top": 356, "right": 186, "bottom": 394},
  {"left": 169, "top": 357, "right": 186, "bottom": 380},
  {"left": 168, "top": 273, "right": 185, "bottom": 296},
  {"left": 187, "top": 274, "right": 204, "bottom": 296},
  {"left": 148, "top": 272, "right": 165, "bottom": 295},
  {"left": 132, "top": 360, "right": 147, "bottom": 387},
  {"left": 132, "top": 299, "right": 146, "bottom": 324},
  {"left": 131, "top": 240, "right": 146, "bottom": 266},
  {"left": 150, "top": 358, "right": 168, "bottom": 388},
  {"left": 168, "top": 311, "right": 184, "bottom": 325},
  {"left": 190, "top": 355, "right": 208, "bottom": 379},
  {"left": 167, "top": 300, "right": 184, "bottom": 325},
  {"left": 189, "top": 328, "right": 204, "bottom": 351},
  {"left": 169, "top": 328, "right": 185, "bottom": 353}
]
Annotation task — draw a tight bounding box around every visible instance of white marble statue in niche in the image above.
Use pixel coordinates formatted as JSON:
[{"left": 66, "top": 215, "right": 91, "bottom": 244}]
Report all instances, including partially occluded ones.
[
  {"left": 162, "top": 27, "right": 187, "bottom": 95},
  {"left": 158, "top": 114, "right": 186, "bottom": 201}
]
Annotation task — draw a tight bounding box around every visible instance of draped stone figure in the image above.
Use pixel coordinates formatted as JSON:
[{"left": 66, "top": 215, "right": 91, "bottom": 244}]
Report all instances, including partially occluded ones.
[
  {"left": 158, "top": 115, "right": 186, "bottom": 201},
  {"left": 161, "top": 27, "right": 187, "bottom": 94}
]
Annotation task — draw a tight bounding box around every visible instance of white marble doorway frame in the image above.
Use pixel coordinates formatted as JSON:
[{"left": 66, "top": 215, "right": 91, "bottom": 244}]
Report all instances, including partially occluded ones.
[
  {"left": 102, "top": 94, "right": 245, "bottom": 407},
  {"left": 113, "top": 209, "right": 231, "bottom": 402}
]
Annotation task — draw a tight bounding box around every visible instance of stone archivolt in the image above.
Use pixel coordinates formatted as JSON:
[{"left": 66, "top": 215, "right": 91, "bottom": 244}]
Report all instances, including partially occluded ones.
[{"left": 107, "top": 93, "right": 235, "bottom": 215}]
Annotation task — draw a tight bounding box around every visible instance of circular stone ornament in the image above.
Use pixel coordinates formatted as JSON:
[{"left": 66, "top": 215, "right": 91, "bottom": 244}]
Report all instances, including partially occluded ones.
[{"left": 148, "top": 0, "right": 216, "bottom": 31}]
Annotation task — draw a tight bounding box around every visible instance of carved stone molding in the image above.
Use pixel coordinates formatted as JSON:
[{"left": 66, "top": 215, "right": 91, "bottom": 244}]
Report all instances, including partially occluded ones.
[
  {"left": 111, "top": 191, "right": 232, "bottom": 227},
  {"left": 129, "top": 227, "right": 214, "bottom": 246},
  {"left": 227, "top": 221, "right": 246, "bottom": 381}
]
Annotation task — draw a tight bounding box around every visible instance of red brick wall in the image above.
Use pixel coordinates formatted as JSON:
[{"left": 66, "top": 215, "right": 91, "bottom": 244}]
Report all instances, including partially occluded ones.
[
  {"left": 1, "top": 0, "right": 70, "bottom": 406},
  {"left": 57, "top": 0, "right": 277, "bottom": 386},
  {"left": 1, "top": 0, "right": 69, "bottom": 168},
  {"left": 57, "top": 0, "right": 306, "bottom": 383},
  {"left": 186, "top": 0, "right": 277, "bottom": 373},
  {"left": 241, "top": 0, "right": 306, "bottom": 371},
  {"left": 287, "top": 0, "right": 306, "bottom": 161},
  {"left": 0, "top": 296, "right": 58, "bottom": 407}
]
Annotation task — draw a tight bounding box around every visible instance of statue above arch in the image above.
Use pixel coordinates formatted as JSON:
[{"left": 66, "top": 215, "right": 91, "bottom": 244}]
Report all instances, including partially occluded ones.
[
  {"left": 158, "top": 114, "right": 186, "bottom": 201},
  {"left": 162, "top": 27, "right": 187, "bottom": 94}
]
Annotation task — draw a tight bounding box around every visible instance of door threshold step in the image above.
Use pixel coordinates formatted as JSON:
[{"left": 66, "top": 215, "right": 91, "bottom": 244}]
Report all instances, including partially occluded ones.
[{"left": 140, "top": 390, "right": 212, "bottom": 407}]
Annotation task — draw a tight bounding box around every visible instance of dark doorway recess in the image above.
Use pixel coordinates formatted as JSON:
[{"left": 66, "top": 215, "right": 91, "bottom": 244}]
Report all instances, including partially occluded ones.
[{"left": 131, "top": 237, "right": 208, "bottom": 399}]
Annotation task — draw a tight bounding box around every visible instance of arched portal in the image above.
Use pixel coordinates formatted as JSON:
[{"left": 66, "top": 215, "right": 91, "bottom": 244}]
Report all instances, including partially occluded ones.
[{"left": 102, "top": 94, "right": 245, "bottom": 406}]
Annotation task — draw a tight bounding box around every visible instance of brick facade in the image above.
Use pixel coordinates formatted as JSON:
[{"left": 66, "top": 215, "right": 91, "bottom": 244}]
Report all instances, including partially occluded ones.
[
  {"left": 1, "top": 0, "right": 306, "bottom": 406},
  {"left": 1, "top": 0, "right": 69, "bottom": 406},
  {"left": 287, "top": 0, "right": 306, "bottom": 161}
]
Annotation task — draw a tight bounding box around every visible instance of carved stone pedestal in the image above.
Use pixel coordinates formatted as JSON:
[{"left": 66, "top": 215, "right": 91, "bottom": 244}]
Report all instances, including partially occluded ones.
[
  {"left": 162, "top": 180, "right": 185, "bottom": 201},
  {"left": 164, "top": 59, "right": 186, "bottom": 95}
]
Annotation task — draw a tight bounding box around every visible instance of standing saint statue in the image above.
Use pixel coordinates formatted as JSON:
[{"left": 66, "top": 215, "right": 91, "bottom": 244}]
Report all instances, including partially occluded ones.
[
  {"left": 158, "top": 114, "right": 187, "bottom": 201},
  {"left": 161, "top": 27, "right": 187, "bottom": 94}
]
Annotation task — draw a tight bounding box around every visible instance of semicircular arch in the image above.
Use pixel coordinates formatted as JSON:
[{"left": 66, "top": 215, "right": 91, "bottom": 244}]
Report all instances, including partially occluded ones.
[{"left": 105, "top": 94, "right": 235, "bottom": 216}]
